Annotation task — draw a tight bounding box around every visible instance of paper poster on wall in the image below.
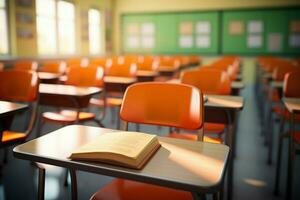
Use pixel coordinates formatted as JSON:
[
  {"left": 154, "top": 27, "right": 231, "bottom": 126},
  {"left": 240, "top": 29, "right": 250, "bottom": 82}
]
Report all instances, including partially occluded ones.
[
  {"left": 179, "top": 35, "right": 193, "bottom": 48},
  {"left": 229, "top": 21, "right": 244, "bottom": 35},
  {"left": 180, "top": 22, "right": 193, "bottom": 35},
  {"left": 268, "top": 33, "right": 282, "bottom": 52},
  {"left": 127, "top": 36, "right": 140, "bottom": 48},
  {"left": 247, "top": 21, "right": 263, "bottom": 33},
  {"left": 141, "top": 23, "right": 155, "bottom": 35},
  {"left": 127, "top": 23, "right": 139, "bottom": 35},
  {"left": 289, "top": 34, "right": 300, "bottom": 47},
  {"left": 290, "top": 21, "right": 300, "bottom": 33},
  {"left": 196, "top": 21, "right": 211, "bottom": 34},
  {"left": 196, "top": 36, "right": 210, "bottom": 48},
  {"left": 247, "top": 35, "right": 262, "bottom": 48},
  {"left": 141, "top": 36, "right": 155, "bottom": 48}
]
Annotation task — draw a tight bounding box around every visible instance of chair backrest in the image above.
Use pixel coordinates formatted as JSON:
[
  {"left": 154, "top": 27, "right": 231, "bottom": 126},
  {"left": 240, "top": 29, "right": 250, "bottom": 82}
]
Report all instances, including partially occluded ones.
[
  {"left": 0, "top": 70, "right": 39, "bottom": 102},
  {"left": 90, "top": 57, "right": 109, "bottom": 69},
  {"left": 14, "top": 60, "right": 38, "bottom": 71},
  {"left": 137, "top": 56, "right": 159, "bottom": 71},
  {"left": 65, "top": 65, "right": 104, "bottom": 87},
  {"left": 0, "top": 62, "right": 4, "bottom": 71},
  {"left": 159, "top": 56, "right": 180, "bottom": 69},
  {"left": 272, "top": 65, "right": 300, "bottom": 81},
  {"left": 120, "top": 82, "right": 203, "bottom": 130},
  {"left": 283, "top": 71, "right": 300, "bottom": 98},
  {"left": 41, "top": 61, "right": 66, "bottom": 74},
  {"left": 106, "top": 61, "right": 137, "bottom": 77},
  {"left": 182, "top": 68, "right": 231, "bottom": 95}
]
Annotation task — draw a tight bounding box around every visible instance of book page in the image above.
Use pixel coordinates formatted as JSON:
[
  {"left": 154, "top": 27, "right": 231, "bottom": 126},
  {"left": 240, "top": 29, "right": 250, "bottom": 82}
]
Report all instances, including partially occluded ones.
[{"left": 71, "top": 132, "right": 157, "bottom": 159}]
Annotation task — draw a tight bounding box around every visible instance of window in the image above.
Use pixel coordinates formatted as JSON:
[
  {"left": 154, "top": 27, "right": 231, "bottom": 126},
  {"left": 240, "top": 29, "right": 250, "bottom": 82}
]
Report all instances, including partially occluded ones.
[
  {"left": 36, "top": 0, "right": 75, "bottom": 55},
  {"left": 88, "top": 8, "right": 101, "bottom": 54},
  {"left": 0, "top": 0, "right": 8, "bottom": 54}
]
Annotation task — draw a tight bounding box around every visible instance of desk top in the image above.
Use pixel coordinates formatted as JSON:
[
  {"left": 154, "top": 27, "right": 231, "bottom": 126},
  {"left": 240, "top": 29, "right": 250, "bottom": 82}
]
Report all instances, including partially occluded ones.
[
  {"left": 137, "top": 70, "right": 159, "bottom": 77},
  {"left": 271, "top": 81, "right": 283, "bottom": 89},
  {"left": 206, "top": 95, "right": 244, "bottom": 111},
  {"left": 38, "top": 72, "right": 61, "bottom": 80},
  {"left": 158, "top": 66, "right": 178, "bottom": 72},
  {"left": 104, "top": 76, "right": 137, "bottom": 84},
  {"left": 167, "top": 79, "right": 245, "bottom": 90},
  {"left": 39, "top": 84, "right": 102, "bottom": 97},
  {"left": 231, "top": 81, "right": 245, "bottom": 90},
  {"left": 0, "top": 101, "right": 28, "bottom": 118},
  {"left": 283, "top": 98, "right": 300, "bottom": 114},
  {"left": 14, "top": 125, "right": 229, "bottom": 193}
]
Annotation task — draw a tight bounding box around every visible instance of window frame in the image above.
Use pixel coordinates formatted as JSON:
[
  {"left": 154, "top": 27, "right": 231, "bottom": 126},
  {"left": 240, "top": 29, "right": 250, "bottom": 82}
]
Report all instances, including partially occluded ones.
[
  {"left": 88, "top": 7, "right": 102, "bottom": 55},
  {"left": 0, "top": 0, "right": 10, "bottom": 55},
  {"left": 36, "top": 0, "right": 76, "bottom": 55}
]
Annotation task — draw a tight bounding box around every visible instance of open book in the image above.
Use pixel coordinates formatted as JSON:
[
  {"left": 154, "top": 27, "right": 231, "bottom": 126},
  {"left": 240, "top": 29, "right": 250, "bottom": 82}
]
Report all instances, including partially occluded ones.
[{"left": 69, "top": 131, "right": 161, "bottom": 169}]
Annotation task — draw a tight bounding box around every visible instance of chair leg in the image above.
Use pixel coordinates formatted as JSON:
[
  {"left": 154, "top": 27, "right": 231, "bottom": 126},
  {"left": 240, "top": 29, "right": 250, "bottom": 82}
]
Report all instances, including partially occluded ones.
[
  {"left": 110, "top": 107, "right": 115, "bottom": 125},
  {"left": 3, "top": 148, "right": 8, "bottom": 164},
  {"left": 274, "top": 119, "right": 285, "bottom": 195},
  {"left": 286, "top": 140, "right": 295, "bottom": 200},
  {"left": 267, "top": 113, "right": 274, "bottom": 165},
  {"left": 38, "top": 166, "right": 45, "bottom": 200},
  {"left": 64, "top": 169, "right": 69, "bottom": 187},
  {"left": 36, "top": 119, "right": 45, "bottom": 138}
]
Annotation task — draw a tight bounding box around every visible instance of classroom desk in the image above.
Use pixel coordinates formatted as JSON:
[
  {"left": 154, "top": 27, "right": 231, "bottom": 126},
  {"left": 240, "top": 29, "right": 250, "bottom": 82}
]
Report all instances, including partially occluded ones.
[
  {"left": 205, "top": 94, "right": 244, "bottom": 200},
  {"left": 136, "top": 70, "right": 158, "bottom": 82},
  {"left": 157, "top": 66, "right": 179, "bottom": 77},
  {"left": 270, "top": 81, "right": 283, "bottom": 89},
  {"left": 231, "top": 81, "right": 245, "bottom": 95},
  {"left": 13, "top": 125, "right": 230, "bottom": 200},
  {"left": 37, "top": 72, "right": 61, "bottom": 84},
  {"left": 0, "top": 101, "right": 28, "bottom": 143},
  {"left": 167, "top": 79, "right": 245, "bottom": 95},
  {"left": 282, "top": 98, "right": 300, "bottom": 200},
  {"left": 104, "top": 76, "right": 137, "bottom": 93},
  {"left": 39, "top": 84, "right": 102, "bottom": 108}
]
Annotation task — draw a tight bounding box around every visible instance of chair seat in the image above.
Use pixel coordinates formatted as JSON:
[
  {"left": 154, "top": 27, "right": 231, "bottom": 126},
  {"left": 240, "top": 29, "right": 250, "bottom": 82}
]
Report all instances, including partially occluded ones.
[
  {"left": 90, "top": 98, "right": 123, "bottom": 107},
  {"left": 1, "top": 131, "right": 26, "bottom": 143},
  {"left": 42, "top": 110, "right": 96, "bottom": 124},
  {"left": 168, "top": 133, "right": 222, "bottom": 144},
  {"left": 90, "top": 179, "right": 193, "bottom": 200},
  {"left": 204, "top": 123, "right": 225, "bottom": 134}
]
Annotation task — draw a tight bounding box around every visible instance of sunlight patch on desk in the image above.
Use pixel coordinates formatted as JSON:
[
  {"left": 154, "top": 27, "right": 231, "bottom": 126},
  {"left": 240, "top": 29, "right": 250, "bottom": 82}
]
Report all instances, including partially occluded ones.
[{"left": 243, "top": 178, "right": 267, "bottom": 187}]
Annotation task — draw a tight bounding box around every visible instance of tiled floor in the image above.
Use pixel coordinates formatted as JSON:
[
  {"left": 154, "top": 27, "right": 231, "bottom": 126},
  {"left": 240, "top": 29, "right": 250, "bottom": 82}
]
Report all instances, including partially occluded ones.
[{"left": 0, "top": 57, "right": 299, "bottom": 200}]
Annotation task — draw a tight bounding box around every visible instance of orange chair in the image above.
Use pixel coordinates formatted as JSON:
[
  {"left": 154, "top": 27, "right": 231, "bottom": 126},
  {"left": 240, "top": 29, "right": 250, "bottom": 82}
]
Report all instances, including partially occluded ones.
[
  {"left": 90, "top": 82, "right": 205, "bottom": 200},
  {"left": 90, "top": 59, "right": 138, "bottom": 127},
  {"left": 274, "top": 71, "right": 300, "bottom": 198},
  {"left": 168, "top": 68, "right": 231, "bottom": 143},
  {"left": 0, "top": 70, "right": 39, "bottom": 161},
  {"left": 156, "top": 56, "right": 180, "bottom": 81},
  {"left": 90, "top": 57, "right": 110, "bottom": 70},
  {"left": 137, "top": 55, "right": 159, "bottom": 71},
  {"left": 13, "top": 60, "right": 38, "bottom": 71},
  {"left": 38, "top": 66, "right": 104, "bottom": 132},
  {"left": 40, "top": 61, "right": 66, "bottom": 74},
  {"left": 0, "top": 62, "right": 4, "bottom": 71}
]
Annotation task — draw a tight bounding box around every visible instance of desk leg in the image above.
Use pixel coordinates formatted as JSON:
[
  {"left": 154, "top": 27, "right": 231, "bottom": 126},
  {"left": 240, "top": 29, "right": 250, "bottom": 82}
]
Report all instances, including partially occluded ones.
[
  {"left": 286, "top": 113, "right": 295, "bottom": 200},
  {"left": 192, "top": 192, "right": 206, "bottom": 200},
  {"left": 38, "top": 167, "right": 45, "bottom": 200},
  {"left": 70, "top": 169, "right": 78, "bottom": 200},
  {"left": 225, "top": 111, "right": 234, "bottom": 200}
]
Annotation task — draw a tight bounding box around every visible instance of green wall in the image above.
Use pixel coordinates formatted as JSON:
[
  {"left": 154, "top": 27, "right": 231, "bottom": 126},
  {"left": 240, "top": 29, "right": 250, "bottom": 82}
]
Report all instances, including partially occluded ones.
[{"left": 121, "top": 8, "right": 300, "bottom": 55}]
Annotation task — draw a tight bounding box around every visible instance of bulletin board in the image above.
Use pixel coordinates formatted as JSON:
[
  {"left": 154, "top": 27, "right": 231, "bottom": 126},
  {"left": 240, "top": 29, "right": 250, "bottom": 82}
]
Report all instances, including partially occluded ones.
[
  {"left": 222, "top": 9, "right": 300, "bottom": 55},
  {"left": 122, "top": 12, "right": 220, "bottom": 54}
]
